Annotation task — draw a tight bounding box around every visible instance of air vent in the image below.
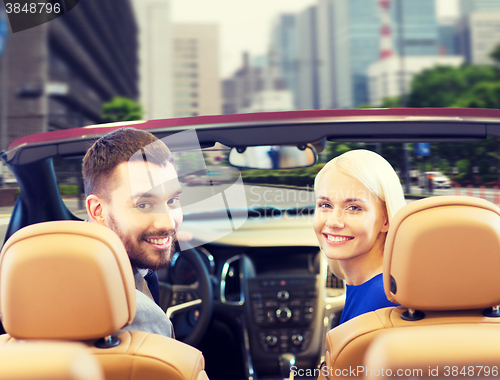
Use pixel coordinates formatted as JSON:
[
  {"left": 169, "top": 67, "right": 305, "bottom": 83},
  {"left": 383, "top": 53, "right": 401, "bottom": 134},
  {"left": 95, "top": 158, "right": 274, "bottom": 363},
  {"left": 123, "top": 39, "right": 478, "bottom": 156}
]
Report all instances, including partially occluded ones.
[
  {"left": 326, "top": 267, "right": 345, "bottom": 298},
  {"left": 221, "top": 255, "right": 244, "bottom": 305}
]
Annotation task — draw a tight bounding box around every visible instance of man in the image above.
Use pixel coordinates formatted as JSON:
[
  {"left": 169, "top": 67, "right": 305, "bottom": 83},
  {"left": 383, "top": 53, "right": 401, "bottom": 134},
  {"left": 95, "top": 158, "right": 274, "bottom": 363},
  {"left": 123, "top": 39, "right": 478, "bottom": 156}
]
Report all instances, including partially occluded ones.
[{"left": 83, "top": 127, "right": 182, "bottom": 337}]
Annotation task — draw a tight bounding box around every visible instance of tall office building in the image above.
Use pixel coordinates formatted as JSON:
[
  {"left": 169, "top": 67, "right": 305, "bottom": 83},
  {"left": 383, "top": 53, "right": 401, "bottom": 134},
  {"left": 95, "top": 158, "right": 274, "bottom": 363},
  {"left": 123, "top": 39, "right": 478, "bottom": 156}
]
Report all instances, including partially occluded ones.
[
  {"left": 132, "top": 0, "right": 173, "bottom": 119},
  {"left": 317, "top": 0, "right": 380, "bottom": 108},
  {"left": 457, "top": 0, "right": 500, "bottom": 64},
  {"left": 459, "top": 0, "right": 500, "bottom": 15},
  {"left": 172, "top": 24, "right": 221, "bottom": 117},
  {"left": 296, "top": 5, "right": 320, "bottom": 110},
  {"left": 269, "top": 14, "right": 299, "bottom": 107},
  {"left": 222, "top": 52, "right": 293, "bottom": 114},
  {"left": 317, "top": 0, "right": 438, "bottom": 108},
  {"left": 438, "top": 19, "right": 460, "bottom": 55},
  {"left": 0, "top": 0, "right": 138, "bottom": 149},
  {"left": 465, "top": 12, "right": 500, "bottom": 64},
  {"left": 391, "top": 0, "right": 439, "bottom": 56}
]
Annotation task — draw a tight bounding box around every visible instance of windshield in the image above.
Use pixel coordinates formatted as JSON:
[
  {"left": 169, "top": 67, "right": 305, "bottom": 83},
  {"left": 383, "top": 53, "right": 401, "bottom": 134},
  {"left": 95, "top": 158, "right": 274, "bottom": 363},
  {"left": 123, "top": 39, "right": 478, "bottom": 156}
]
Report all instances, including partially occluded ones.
[{"left": 51, "top": 138, "right": 500, "bottom": 218}]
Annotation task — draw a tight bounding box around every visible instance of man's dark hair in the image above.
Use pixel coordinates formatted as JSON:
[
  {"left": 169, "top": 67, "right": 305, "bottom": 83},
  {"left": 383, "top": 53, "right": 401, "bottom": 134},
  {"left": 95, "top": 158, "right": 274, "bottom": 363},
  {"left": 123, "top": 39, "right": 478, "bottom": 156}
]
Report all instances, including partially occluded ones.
[{"left": 82, "top": 128, "right": 174, "bottom": 200}]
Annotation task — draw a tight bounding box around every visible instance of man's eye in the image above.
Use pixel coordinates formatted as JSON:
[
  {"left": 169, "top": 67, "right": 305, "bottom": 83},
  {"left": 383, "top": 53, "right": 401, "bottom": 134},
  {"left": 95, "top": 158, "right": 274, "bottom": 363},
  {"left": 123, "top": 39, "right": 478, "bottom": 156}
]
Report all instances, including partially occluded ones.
[
  {"left": 167, "top": 196, "right": 180, "bottom": 205},
  {"left": 137, "top": 203, "right": 152, "bottom": 210}
]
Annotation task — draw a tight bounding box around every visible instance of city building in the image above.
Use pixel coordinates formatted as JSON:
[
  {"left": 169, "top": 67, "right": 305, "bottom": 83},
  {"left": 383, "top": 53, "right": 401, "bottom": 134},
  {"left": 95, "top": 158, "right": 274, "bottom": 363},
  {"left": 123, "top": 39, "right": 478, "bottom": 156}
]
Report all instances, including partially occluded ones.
[
  {"left": 269, "top": 14, "right": 298, "bottom": 108},
  {"left": 316, "top": 0, "right": 439, "bottom": 109},
  {"left": 172, "top": 24, "right": 221, "bottom": 117},
  {"left": 390, "top": 0, "right": 439, "bottom": 57},
  {"left": 132, "top": 0, "right": 173, "bottom": 119},
  {"left": 457, "top": 0, "right": 500, "bottom": 63},
  {"left": 458, "top": 12, "right": 500, "bottom": 64},
  {"left": 240, "top": 90, "right": 294, "bottom": 113},
  {"left": 222, "top": 53, "right": 265, "bottom": 115},
  {"left": 468, "top": 12, "right": 500, "bottom": 64},
  {"left": 458, "top": 0, "right": 500, "bottom": 15},
  {"left": 296, "top": 5, "right": 320, "bottom": 110},
  {"left": 0, "top": 0, "right": 138, "bottom": 150},
  {"left": 438, "top": 18, "right": 460, "bottom": 56},
  {"left": 368, "top": 55, "right": 464, "bottom": 106}
]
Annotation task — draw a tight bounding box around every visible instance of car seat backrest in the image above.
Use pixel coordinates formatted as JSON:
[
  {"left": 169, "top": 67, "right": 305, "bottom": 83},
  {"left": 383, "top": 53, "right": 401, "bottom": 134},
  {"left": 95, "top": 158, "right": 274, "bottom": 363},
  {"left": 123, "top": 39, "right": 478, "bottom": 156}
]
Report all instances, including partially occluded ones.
[
  {"left": 0, "top": 342, "right": 104, "bottom": 380},
  {"left": 0, "top": 221, "right": 136, "bottom": 340},
  {"left": 384, "top": 195, "right": 500, "bottom": 311},
  {"left": 0, "top": 220, "right": 209, "bottom": 380},
  {"left": 364, "top": 325, "right": 500, "bottom": 379}
]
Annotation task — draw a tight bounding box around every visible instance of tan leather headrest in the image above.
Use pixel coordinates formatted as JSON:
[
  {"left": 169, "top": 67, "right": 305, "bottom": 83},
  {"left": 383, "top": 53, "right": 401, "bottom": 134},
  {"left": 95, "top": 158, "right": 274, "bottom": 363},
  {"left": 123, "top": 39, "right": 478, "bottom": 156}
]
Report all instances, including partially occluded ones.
[
  {"left": 0, "top": 221, "right": 136, "bottom": 340},
  {"left": 384, "top": 196, "right": 500, "bottom": 310},
  {"left": 364, "top": 325, "right": 500, "bottom": 378},
  {"left": 0, "top": 342, "right": 104, "bottom": 380}
]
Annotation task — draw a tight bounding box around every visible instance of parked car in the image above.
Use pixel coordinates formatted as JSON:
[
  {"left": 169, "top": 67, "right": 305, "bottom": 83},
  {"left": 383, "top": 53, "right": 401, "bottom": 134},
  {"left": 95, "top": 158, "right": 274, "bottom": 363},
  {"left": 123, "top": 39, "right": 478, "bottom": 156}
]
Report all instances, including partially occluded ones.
[
  {"left": 419, "top": 171, "right": 452, "bottom": 189},
  {"left": 2, "top": 108, "right": 500, "bottom": 379}
]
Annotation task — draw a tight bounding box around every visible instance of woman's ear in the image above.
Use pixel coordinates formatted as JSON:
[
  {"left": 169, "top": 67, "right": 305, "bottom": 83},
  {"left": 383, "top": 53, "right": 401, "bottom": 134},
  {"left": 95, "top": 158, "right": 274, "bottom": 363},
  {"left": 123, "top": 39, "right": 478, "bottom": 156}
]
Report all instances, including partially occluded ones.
[
  {"left": 381, "top": 217, "right": 390, "bottom": 233},
  {"left": 86, "top": 194, "right": 106, "bottom": 225}
]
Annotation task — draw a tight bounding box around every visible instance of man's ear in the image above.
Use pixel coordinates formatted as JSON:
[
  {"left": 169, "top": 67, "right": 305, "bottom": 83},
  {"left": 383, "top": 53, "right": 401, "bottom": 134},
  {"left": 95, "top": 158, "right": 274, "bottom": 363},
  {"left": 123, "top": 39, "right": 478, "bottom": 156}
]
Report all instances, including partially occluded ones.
[{"left": 86, "top": 194, "right": 106, "bottom": 225}]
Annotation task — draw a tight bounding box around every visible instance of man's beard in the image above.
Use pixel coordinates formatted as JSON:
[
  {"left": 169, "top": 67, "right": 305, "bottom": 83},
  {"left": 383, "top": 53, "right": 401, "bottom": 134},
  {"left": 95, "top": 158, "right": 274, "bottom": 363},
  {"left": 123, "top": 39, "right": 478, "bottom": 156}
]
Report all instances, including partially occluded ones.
[{"left": 107, "top": 214, "right": 177, "bottom": 270}]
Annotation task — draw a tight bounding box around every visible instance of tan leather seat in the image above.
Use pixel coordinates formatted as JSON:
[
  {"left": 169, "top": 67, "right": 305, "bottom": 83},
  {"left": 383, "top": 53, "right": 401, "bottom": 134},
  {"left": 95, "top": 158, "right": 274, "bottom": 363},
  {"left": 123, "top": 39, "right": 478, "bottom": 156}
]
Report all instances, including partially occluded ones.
[
  {"left": 0, "top": 221, "right": 209, "bottom": 380},
  {"left": 0, "top": 342, "right": 104, "bottom": 380},
  {"left": 318, "top": 196, "right": 500, "bottom": 379},
  {"left": 364, "top": 325, "right": 500, "bottom": 379}
]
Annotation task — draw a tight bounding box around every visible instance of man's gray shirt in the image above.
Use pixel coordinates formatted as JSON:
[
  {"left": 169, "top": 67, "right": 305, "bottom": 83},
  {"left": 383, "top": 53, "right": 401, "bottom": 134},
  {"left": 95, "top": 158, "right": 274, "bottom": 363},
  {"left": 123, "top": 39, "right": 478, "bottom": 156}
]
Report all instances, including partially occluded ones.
[{"left": 123, "top": 289, "right": 174, "bottom": 337}]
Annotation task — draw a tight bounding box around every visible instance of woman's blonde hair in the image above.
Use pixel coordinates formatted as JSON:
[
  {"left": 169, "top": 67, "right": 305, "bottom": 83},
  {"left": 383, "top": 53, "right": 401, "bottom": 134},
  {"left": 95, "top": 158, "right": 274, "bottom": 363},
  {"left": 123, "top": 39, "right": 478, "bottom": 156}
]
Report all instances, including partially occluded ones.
[{"left": 314, "top": 149, "right": 407, "bottom": 279}]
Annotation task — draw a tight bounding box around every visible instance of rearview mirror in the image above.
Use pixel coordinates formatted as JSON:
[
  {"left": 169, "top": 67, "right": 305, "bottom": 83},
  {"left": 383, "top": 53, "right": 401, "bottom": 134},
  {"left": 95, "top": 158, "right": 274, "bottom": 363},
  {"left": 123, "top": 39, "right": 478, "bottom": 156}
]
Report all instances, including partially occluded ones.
[{"left": 228, "top": 145, "right": 317, "bottom": 169}]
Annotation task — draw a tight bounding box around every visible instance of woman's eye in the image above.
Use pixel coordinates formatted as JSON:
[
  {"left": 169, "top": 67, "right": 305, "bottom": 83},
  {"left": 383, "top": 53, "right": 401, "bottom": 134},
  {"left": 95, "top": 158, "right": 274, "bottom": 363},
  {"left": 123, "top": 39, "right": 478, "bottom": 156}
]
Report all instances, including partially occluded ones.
[
  {"left": 346, "top": 205, "right": 362, "bottom": 212},
  {"left": 317, "top": 202, "right": 331, "bottom": 209}
]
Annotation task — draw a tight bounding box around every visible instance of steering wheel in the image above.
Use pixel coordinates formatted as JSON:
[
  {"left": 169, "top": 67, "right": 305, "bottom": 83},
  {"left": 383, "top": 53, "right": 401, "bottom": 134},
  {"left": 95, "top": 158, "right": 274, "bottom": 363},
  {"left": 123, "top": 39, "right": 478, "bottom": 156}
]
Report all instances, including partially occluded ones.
[{"left": 160, "top": 244, "right": 213, "bottom": 347}]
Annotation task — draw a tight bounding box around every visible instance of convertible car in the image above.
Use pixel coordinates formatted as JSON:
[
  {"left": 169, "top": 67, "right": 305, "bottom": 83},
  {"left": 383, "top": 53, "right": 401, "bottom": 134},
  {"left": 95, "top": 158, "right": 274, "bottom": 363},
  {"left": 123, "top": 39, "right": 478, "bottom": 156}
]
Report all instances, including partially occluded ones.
[{"left": 2, "top": 107, "right": 500, "bottom": 379}]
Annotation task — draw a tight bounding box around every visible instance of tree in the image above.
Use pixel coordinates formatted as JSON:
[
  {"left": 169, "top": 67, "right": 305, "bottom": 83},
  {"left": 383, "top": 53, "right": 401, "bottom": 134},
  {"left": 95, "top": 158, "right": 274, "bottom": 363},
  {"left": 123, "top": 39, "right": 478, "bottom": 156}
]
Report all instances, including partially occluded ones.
[
  {"left": 101, "top": 97, "right": 144, "bottom": 123},
  {"left": 407, "top": 64, "right": 498, "bottom": 108},
  {"left": 452, "top": 81, "right": 500, "bottom": 109}
]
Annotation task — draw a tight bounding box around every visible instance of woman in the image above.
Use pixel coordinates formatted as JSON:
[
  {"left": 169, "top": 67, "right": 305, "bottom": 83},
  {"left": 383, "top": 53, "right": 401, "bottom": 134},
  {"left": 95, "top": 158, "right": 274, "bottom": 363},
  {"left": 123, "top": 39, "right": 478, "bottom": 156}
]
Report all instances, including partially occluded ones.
[{"left": 313, "top": 149, "right": 407, "bottom": 324}]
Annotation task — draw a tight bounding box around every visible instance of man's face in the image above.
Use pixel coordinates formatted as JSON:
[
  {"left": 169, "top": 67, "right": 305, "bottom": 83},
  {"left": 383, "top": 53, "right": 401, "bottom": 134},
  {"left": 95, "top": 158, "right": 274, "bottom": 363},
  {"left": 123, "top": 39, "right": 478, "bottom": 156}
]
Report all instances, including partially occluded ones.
[{"left": 104, "top": 160, "right": 183, "bottom": 270}]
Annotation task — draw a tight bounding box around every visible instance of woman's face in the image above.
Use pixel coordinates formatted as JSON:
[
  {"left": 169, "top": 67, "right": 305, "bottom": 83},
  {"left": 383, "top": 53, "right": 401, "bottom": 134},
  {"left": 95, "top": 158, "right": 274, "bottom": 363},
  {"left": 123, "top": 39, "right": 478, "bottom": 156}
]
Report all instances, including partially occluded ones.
[{"left": 313, "top": 166, "right": 389, "bottom": 262}]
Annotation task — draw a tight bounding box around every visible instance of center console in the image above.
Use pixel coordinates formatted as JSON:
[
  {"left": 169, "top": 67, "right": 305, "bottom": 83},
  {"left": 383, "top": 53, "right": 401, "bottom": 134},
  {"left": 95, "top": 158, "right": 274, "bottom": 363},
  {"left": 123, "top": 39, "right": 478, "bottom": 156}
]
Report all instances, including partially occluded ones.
[{"left": 248, "top": 276, "right": 317, "bottom": 355}]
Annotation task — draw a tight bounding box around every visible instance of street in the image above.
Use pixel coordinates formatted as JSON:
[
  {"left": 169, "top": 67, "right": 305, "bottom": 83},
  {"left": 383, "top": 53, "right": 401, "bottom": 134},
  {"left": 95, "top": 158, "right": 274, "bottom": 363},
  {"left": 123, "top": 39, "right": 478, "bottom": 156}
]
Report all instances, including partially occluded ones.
[{"left": 2, "top": 183, "right": 500, "bottom": 245}]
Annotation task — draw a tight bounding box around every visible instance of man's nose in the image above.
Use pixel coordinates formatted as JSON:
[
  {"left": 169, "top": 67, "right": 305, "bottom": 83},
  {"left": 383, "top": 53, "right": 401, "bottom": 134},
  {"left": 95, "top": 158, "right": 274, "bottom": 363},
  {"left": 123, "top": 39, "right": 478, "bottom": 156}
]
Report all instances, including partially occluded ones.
[{"left": 153, "top": 206, "right": 176, "bottom": 231}]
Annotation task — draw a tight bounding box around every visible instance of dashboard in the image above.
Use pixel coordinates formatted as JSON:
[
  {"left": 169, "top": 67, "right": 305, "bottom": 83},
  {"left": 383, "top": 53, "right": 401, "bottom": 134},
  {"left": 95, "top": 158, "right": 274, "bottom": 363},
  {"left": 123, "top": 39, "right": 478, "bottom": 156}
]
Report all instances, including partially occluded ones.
[{"left": 166, "top": 210, "right": 346, "bottom": 379}]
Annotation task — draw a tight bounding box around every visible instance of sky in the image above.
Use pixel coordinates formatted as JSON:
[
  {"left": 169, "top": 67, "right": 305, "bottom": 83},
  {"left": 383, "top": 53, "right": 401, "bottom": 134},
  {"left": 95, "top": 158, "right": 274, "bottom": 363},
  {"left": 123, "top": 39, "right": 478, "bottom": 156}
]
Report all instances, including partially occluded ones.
[{"left": 171, "top": 0, "right": 459, "bottom": 79}]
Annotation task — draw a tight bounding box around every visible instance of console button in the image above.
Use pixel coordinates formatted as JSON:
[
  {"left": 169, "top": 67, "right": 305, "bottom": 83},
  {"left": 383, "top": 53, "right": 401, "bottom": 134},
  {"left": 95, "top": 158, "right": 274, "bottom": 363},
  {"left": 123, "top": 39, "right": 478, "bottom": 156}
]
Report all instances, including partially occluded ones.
[
  {"left": 276, "top": 307, "right": 292, "bottom": 322},
  {"left": 265, "top": 335, "right": 278, "bottom": 347},
  {"left": 277, "top": 290, "right": 290, "bottom": 300},
  {"left": 291, "top": 334, "right": 304, "bottom": 346}
]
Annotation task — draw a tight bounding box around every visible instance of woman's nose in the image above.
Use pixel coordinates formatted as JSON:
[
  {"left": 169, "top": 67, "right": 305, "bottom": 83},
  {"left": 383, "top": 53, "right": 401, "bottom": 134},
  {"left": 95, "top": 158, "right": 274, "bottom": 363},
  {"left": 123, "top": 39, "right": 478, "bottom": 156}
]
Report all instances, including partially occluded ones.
[{"left": 325, "top": 209, "right": 344, "bottom": 228}]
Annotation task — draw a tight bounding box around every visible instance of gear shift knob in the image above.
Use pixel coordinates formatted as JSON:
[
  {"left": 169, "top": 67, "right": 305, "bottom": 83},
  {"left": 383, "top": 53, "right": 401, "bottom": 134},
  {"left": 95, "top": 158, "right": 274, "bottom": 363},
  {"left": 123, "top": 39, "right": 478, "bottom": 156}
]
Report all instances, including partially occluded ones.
[{"left": 279, "top": 353, "right": 296, "bottom": 379}]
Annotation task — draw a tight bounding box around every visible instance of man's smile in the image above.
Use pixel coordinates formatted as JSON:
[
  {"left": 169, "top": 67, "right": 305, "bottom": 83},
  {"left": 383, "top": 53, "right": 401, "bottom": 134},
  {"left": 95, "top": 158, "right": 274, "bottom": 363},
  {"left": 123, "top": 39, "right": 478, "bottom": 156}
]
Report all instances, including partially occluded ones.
[{"left": 144, "top": 236, "right": 172, "bottom": 250}]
